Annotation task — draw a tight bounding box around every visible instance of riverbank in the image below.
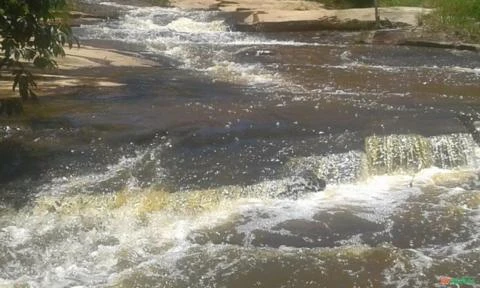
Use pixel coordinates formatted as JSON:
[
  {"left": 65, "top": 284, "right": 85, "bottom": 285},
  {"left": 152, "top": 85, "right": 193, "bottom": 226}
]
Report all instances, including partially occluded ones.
[
  {"left": 169, "top": 0, "right": 480, "bottom": 49},
  {"left": 358, "top": 28, "right": 480, "bottom": 52},
  {"left": 0, "top": 46, "right": 158, "bottom": 99},
  {"left": 66, "top": 0, "right": 480, "bottom": 56},
  {"left": 173, "top": 0, "right": 428, "bottom": 30},
  {"left": 67, "top": 0, "right": 480, "bottom": 47}
]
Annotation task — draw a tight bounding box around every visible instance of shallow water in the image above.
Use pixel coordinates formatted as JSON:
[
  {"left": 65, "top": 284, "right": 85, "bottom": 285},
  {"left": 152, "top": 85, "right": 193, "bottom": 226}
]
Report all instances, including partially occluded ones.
[{"left": 1, "top": 1, "right": 480, "bottom": 287}]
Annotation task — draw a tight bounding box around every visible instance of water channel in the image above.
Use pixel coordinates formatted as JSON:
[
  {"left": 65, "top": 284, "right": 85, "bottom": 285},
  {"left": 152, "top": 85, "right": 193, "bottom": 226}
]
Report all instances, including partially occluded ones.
[{"left": 1, "top": 1, "right": 480, "bottom": 287}]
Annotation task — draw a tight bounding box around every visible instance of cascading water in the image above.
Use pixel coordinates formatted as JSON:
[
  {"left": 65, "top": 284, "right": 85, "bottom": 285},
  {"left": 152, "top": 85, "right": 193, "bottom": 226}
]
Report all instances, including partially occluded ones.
[
  {"left": 2, "top": 131, "right": 479, "bottom": 286},
  {"left": 1, "top": 1, "right": 480, "bottom": 287},
  {"left": 77, "top": 4, "right": 274, "bottom": 85},
  {"left": 74, "top": 1, "right": 345, "bottom": 90},
  {"left": 366, "top": 133, "right": 477, "bottom": 175}
]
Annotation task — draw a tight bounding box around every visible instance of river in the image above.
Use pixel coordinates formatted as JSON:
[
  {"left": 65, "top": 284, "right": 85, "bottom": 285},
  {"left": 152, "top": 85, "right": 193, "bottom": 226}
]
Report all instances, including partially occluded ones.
[{"left": 1, "top": 1, "right": 480, "bottom": 287}]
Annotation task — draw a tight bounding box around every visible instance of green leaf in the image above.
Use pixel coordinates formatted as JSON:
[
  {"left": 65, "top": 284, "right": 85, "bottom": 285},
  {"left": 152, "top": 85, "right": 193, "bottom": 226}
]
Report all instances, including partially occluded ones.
[
  {"left": 33, "top": 55, "right": 53, "bottom": 69},
  {"left": 1, "top": 0, "right": 77, "bottom": 101}
]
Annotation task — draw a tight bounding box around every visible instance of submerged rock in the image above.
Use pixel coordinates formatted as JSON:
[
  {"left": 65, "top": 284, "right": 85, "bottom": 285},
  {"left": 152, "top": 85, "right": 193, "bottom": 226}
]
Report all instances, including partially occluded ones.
[{"left": 282, "top": 170, "right": 326, "bottom": 199}]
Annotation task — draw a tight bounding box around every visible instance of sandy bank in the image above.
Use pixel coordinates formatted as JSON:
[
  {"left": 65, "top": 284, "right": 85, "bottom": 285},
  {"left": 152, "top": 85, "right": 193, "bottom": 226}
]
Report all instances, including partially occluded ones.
[
  {"left": 58, "top": 45, "right": 156, "bottom": 70},
  {"left": 0, "top": 46, "right": 157, "bottom": 98}
]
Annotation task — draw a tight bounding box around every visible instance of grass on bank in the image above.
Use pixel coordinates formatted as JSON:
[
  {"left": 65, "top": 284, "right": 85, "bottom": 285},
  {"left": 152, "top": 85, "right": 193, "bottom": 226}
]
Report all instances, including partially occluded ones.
[
  {"left": 380, "top": 0, "right": 424, "bottom": 6},
  {"left": 311, "top": 0, "right": 480, "bottom": 42},
  {"left": 425, "top": 0, "right": 480, "bottom": 42}
]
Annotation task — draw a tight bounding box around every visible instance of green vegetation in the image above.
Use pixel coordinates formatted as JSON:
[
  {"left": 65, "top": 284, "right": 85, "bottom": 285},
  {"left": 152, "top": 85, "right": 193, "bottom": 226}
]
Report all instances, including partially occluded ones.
[
  {"left": 379, "top": 0, "right": 425, "bottom": 6},
  {"left": 311, "top": 0, "right": 480, "bottom": 42},
  {"left": 425, "top": 0, "right": 480, "bottom": 42},
  {"left": 0, "top": 0, "right": 76, "bottom": 104}
]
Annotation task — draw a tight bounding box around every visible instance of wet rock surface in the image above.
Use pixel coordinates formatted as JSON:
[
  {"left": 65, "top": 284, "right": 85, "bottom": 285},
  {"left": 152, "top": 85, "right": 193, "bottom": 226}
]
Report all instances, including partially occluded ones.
[
  {"left": 190, "top": 210, "right": 385, "bottom": 248},
  {"left": 360, "top": 28, "right": 480, "bottom": 51}
]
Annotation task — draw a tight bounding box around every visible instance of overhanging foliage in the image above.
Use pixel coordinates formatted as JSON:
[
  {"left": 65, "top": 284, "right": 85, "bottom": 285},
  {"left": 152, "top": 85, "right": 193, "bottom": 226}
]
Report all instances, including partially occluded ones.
[{"left": 0, "top": 0, "right": 76, "bottom": 101}]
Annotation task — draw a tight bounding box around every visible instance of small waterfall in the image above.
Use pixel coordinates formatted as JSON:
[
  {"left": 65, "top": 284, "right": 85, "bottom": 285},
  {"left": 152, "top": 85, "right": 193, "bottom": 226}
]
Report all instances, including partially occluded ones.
[
  {"left": 284, "top": 133, "right": 477, "bottom": 184},
  {"left": 365, "top": 133, "right": 477, "bottom": 175},
  {"left": 365, "top": 134, "right": 433, "bottom": 175},
  {"left": 431, "top": 134, "right": 477, "bottom": 168}
]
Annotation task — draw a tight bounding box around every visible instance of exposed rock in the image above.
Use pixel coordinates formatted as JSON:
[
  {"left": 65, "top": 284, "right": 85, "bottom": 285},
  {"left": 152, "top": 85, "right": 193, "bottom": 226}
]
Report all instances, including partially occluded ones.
[
  {"left": 371, "top": 29, "right": 408, "bottom": 45},
  {"left": 358, "top": 28, "right": 480, "bottom": 51},
  {"left": 173, "top": 0, "right": 428, "bottom": 32},
  {"left": 283, "top": 170, "right": 327, "bottom": 199},
  {"left": 59, "top": 46, "right": 158, "bottom": 69},
  {"left": 235, "top": 18, "right": 380, "bottom": 32},
  {"left": 173, "top": 0, "right": 323, "bottom": 11},
  {"left": 401, "top": 40, "right": 480, "bottom": 52},
  {"left": 171, "top": 0, "right": 220, "bottom": 10},
  {"left": 68, "top": 6, "right": 120, "bottom": 27},
  {"left": 234, "top": 8, "right": 425, "bottom": 32}
]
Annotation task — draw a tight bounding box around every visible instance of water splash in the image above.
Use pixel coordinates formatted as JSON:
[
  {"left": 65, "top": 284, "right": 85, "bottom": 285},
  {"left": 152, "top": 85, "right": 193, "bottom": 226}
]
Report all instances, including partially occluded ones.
[
  {"left": 285, "top": 150, "right": 366, "bottom": 184},
  {"left": 37, "top": 141, "right": 167, "bottom": 198},
  {"left": 165, "top": 17, "right": 228, "bottom": 33},
  {"left": 431, "top": 134, "right": 477, "bottom": 168},
  {"left": 1, "top": 158, "right": 479, "bottom": 287}
]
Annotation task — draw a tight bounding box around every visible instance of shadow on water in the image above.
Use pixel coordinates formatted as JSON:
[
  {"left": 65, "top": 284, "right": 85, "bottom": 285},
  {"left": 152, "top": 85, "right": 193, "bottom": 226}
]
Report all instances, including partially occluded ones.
[
  {"left": 0, "top": 141, "right": 41, "bottom": 207},
  {"left": 1, "top": 62, "right": 281, "bottom": 207}
]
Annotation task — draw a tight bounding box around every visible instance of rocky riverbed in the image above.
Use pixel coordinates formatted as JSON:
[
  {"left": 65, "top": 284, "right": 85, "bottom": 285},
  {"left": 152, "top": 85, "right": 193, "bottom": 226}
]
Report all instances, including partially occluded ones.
[{"left": 1, "top": 1, "right": 479, "bottom": 287}]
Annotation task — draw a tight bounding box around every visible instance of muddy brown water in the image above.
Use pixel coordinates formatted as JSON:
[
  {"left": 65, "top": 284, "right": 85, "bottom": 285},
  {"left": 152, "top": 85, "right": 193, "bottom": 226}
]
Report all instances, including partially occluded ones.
[{"left": 1, "top": 2, "right": 480, "bottom": 287}]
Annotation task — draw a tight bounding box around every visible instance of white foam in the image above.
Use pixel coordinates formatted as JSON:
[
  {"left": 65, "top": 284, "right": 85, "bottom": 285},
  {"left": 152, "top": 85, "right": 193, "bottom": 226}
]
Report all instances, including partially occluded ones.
[
  {"left": 4, "top": 161, "right": 480, "bottom": 286},
  {"left": 316, "top": 61, "right": 480, "bottom": 77},
  {"left": 37, "top": 143, "right": 166, "bottom": 198},
  {"left": 165, "top": 17, "right": 228, "bottom": 33},
  {"left": 78, "top": 5, "right": 341, "bottom": 89},
  {"left": 450, "top": 66, "right": 480, "bottom": 75}
]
